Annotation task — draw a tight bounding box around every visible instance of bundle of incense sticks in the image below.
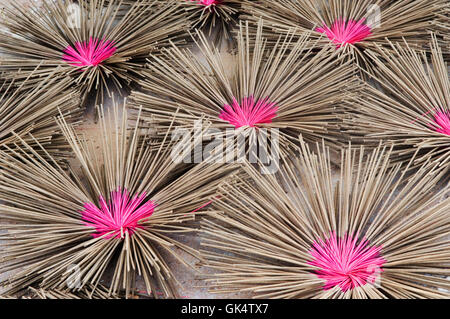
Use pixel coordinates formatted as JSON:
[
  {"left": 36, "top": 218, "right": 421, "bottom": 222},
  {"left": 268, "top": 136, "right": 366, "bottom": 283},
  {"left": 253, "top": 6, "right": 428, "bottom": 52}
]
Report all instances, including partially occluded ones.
[
  {"left": 241, "top": 0, "right": 449, "bottom": 71},
  {"left": 130, "top": 20, "right": 360, "bottom": 158},
  {"left": 200, "top": 140, "right": 449, "bottom": 298},
  {"left": 0, "top": 0, "right": 189, "bottom": 105}
]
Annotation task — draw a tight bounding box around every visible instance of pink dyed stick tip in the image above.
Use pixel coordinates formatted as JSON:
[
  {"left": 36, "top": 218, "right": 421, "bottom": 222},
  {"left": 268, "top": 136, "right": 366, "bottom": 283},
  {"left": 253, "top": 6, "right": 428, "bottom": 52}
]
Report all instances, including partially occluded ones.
[
  {"left": 308, "top": 232, "right": 385, "bottom": 291},
  {"left": 316, "top": 18, "right": 372, "bottom": 48},
  {"left": 219, "top": 96, "right": 278, "bottom": 128},
  {"left": 430, "top": 111, "right": 450, "bottom": 136},
  {"left": 63, "top": 37, "right": 117, "bottom": 68},
  {"left": 81, "top": 188, "right": 155, "bottom": 239}
]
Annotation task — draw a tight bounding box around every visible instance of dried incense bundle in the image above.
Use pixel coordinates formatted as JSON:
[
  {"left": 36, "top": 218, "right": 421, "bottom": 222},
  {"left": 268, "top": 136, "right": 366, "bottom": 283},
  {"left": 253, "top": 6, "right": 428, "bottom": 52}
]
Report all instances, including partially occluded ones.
[
  {"left": 184, "top": 0, "right": 241, "bottom": 46},
  {"left": 241, "top": 0, "right": 449, "bottom": 70},
  {"left": 0, "top": 0, "right": 189, "bottom": 105},
  {"left": 130, "top": 21, "right": 359, "bottom": 151},
  {"left": 0, "top": 102, "right": 239, "bottom": 298},
  {"left": 0, "top": 73, "right": 82, "bottom": 160},
  {"left": 342, "top": 35, "right": 450, "bottom": 172},
  {"left": 200, "top": 140, "right": 450, "bottom": 298}
]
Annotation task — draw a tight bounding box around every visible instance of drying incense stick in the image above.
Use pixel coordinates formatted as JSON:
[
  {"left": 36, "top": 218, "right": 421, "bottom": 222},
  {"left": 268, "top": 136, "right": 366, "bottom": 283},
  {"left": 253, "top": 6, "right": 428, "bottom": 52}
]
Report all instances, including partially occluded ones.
[
  {"left": 0, "top": 72, "right": 82, "bottom": 161},
  {"left": 0, "top": 0, "right": 189, "bottom": 105},
  {"left": 342, "top": 35, "right": 450, "bottom": 172},
  {"left": 241, "top": 0, "right": 449, "bottom": 71},
  {"left": 200, "top": 139, "right": 450, "bottom": 298},
  {"left": 0, "top": 101, "right": 240, "bottom": 299},
  {"left": 130, "top": 20, "right": 359, "bottom": 152}
]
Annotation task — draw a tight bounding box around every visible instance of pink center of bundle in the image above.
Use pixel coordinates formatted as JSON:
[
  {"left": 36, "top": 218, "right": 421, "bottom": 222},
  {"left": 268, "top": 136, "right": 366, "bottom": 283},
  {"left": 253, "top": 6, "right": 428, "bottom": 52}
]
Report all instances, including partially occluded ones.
[
  {"left": 81, "top": 188, "right": 155, "bottom": 239},
  {"left": 316, "top": 19, "right": 372, "bottom": 48},
  {"left": 191, "top": 0, "right": 220, "bottom": 6},
  {"left": 219, "top": 96, "right": 278, "bottom": 128},
  {"left": 430, "top": 111, "right": 450, "bottom": 136},
  {"left": 62, "top": 37, "right": 117, "bottom": 68},
  {"left": 308, "top": 232, "right": 385, "bottom": 291}
]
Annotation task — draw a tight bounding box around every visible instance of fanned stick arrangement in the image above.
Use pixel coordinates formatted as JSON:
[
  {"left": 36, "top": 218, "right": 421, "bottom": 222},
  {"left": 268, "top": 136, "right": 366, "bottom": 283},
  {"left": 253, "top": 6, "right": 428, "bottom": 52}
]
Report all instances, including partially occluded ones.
[
  {"left": 200, "top": 139, "right": 450, "bottom": 298},
  {"left": 0, "top": 102, "right": 240, "bottom": 298},
  {"left": 0, "top": 0, "right": 189, "bottom": 105},
  {"left": 241, "top": 0, "right": 449, "bottom": 71},
  {"left": 130, "top": 20, "right": 360, "bottom": 155},
  {"left": 342, "top": 35, "right": 450, "bottom": 172}
]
